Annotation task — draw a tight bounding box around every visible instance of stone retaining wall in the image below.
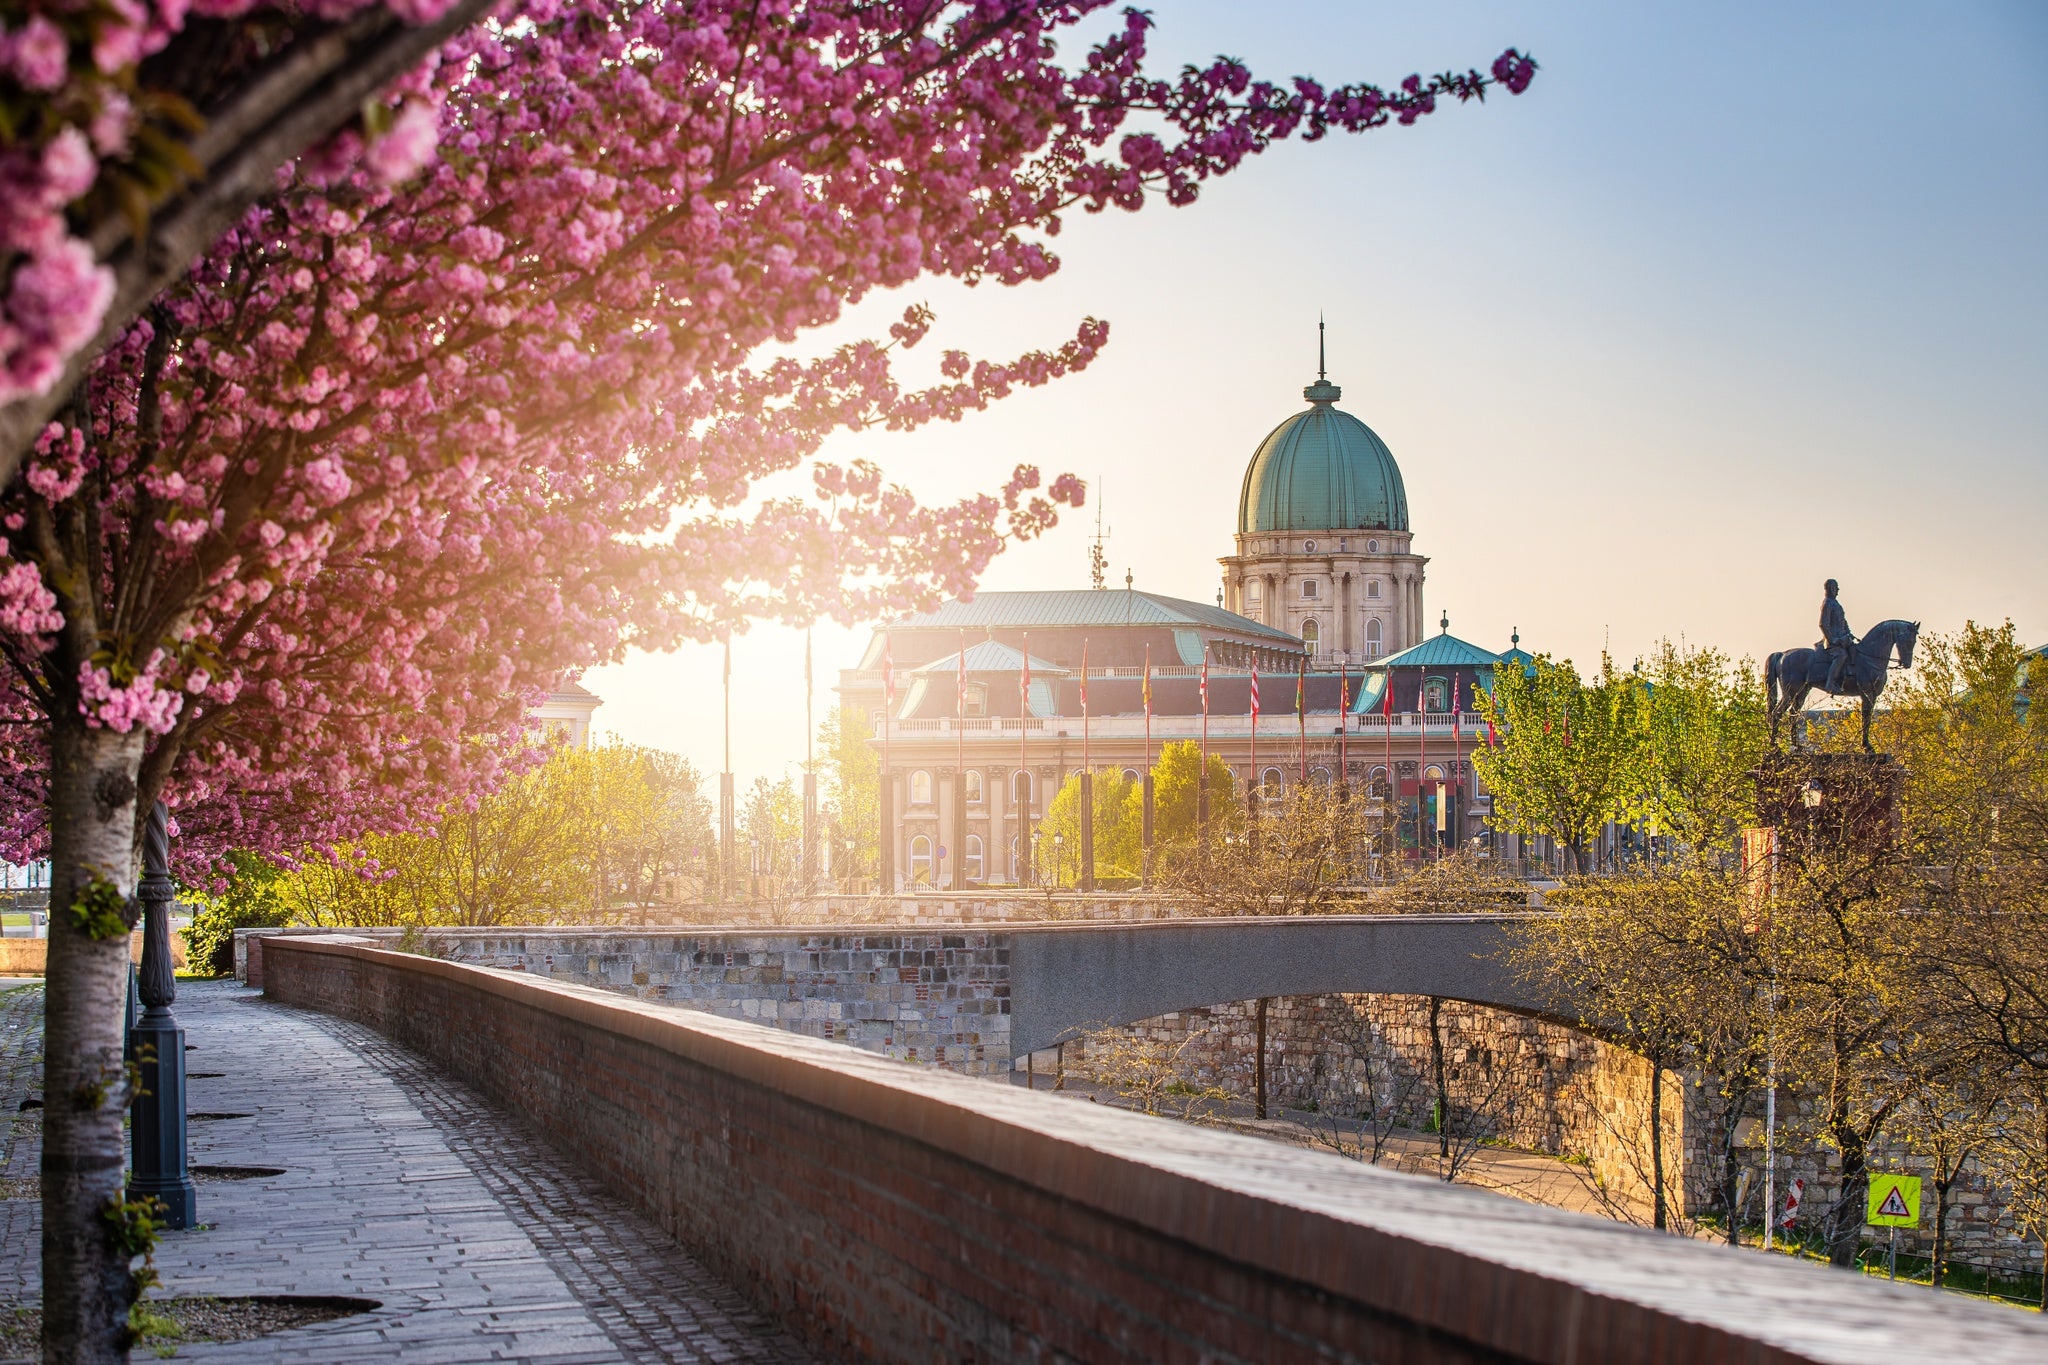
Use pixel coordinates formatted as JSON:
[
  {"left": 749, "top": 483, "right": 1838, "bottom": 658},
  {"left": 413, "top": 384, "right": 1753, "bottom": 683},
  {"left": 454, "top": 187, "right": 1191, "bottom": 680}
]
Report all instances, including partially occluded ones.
[
  {"left": 258, "top": 934, "right": 2048, "bottom": 1364},
  {"left": 1060, "top": 996, "right": 2041, "bottom": 1278}
]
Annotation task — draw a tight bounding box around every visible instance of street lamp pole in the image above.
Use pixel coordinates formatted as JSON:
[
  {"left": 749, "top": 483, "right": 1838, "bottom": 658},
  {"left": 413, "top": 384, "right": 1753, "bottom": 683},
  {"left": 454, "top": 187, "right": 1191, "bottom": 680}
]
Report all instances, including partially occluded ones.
[{"left": 129, "top": 801, "right": 196, "bottom": 1227}]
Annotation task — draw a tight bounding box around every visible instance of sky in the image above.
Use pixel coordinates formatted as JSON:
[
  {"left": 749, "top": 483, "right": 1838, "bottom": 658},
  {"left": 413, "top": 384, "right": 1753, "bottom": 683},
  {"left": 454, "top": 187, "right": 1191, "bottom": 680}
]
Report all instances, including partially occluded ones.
[{"left": 580, "top": 1, "right": 2048, "bottom": 792}]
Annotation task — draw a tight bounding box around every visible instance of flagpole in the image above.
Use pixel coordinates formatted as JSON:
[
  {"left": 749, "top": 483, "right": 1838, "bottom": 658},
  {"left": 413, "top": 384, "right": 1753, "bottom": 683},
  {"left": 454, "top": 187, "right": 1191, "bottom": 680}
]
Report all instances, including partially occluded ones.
[
  {"left": 1297, "top": 656, "right": 1307, "bottom": 783},
  {"left": 721, "top": 634, "right": 735, "bottom": 903},
  {"left": 880, "top": 631, "right": 894, "bottom": 894},
  {"left": 956, "top": 629, "right": 968, "bottom": 890},
  {"left": 1020, "top": 632, "right": 1032, "bottom": 886},
  {"left": 1249, "top": 657, "right": 1259, "bottom": 817},
  {"left": 803, "top": 627, "right": 816, "bottom": 898},
  {"left": 1384, "top": 672, "right": 1394, "bottom": 870},
  {"left": 1141, "top": 643, "right": 1154, "bottom": 887},
  {"left": 1199, "top": 645, "right": 1211, "bottom": 841},
  {"left": 1080, "top": 637, "right": 1094, "bottom": 893}
]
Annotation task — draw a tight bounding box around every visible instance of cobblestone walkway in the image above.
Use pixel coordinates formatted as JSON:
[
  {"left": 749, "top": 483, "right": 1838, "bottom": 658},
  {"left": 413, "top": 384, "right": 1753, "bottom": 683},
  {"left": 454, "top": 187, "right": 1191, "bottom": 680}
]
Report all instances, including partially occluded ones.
[{"left": 0, "top": 980, "right": 812, "bottom": 1363}]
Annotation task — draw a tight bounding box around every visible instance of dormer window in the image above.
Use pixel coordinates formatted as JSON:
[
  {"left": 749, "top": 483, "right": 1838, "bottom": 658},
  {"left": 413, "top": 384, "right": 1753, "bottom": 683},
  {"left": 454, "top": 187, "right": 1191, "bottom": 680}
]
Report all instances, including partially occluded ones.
[{"left": 961, "top": 683, "right": 987, "bottom": 717}]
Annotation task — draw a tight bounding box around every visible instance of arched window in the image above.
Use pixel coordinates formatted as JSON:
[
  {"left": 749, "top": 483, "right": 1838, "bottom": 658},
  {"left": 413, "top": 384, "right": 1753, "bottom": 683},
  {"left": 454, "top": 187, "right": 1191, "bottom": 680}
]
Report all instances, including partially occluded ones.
[
  {"left": 1369, "top": 765, "right": 1390, "bottom": 790},
  {"left": 1424, "top": 764, "right": 1446, "bottom": 782},
  {"left": 961, "top": 683, "right": 987, "bottom": 717},
  {"left": 1302, "top": 578, "right": 1320, "bottom": 600},
  {"left": 1365, "top": 617, "right": 1383, "bottom": 659},
  {"left": 1366, "top": 579, "right": 1380, "bottom": 599},
  {"left": 1012, "top": 769, "right": 1033, "bottom": 807},
  {"left": 1121, "top": 768, "right": 1141, "bottom": 784},
  {"left": 1261, "top": 768, "right": 1284, "bottom": 801},
  {"left": 911, "top": 770, "right": 933, "bottom": 805},
  {"left": 1301, "top": 619, "right": 1321, "bottom": 655},
  {"left": 908, "top": 835, "right": 933, "bottom": 885},
  {"left": 965, "top": 770, "right": 983, "bottom": 805},
  {"left": 1423, "top": 677, "right": 1450, "bottom": 713},
  {"left": 1310, "top": 766, "right": 1332, "bottom": 786},
  {"left": 965, "top": 835, "right": 984, "bottom": 882}
]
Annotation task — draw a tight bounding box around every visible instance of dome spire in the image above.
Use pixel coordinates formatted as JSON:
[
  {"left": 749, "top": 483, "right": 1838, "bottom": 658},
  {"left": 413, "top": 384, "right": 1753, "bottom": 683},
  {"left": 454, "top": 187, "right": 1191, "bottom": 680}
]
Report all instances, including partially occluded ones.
[{"left": 1304, "top": 315, "right": 1341, "bottom": 404}]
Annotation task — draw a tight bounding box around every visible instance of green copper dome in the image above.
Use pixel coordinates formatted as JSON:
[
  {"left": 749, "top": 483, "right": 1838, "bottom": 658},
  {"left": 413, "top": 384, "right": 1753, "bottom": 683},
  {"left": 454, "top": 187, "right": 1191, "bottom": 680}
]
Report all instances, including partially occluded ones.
[{"left": 1236, "top": 375, "right": 1408, "bottom": 535}]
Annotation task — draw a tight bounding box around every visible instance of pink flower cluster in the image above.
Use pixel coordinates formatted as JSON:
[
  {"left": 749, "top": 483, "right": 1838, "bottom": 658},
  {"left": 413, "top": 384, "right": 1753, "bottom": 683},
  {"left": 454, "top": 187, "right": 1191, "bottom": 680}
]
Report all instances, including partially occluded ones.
[
  {"left": 0, "top": 0, "right": 1535, "bottom": 876},
  {"left": 0, "top": 0, "right": 465, "bottom": 404}
]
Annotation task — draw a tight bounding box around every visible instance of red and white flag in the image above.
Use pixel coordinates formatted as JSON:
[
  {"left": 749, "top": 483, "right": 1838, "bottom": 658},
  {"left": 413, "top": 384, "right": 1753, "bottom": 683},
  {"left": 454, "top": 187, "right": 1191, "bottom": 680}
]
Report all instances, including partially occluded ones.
[
  {"left": 1249, "top": 660, "right": 1261, "bottom": 719},
  {"left": 1141, "top": 644, "right": 1152, "bottom": 718},
  {"left": 1199, "top": 651, "right": 1209, "bottom": 714},
  {"left": 1020, "top": 632, "right": 1031, "bottom": 713},
  {"left": 882, "top": 633, "right": 895, "bottom": 709},
  {"left": 1079, "top": 639, "right": 1089, "bottom": 714}
]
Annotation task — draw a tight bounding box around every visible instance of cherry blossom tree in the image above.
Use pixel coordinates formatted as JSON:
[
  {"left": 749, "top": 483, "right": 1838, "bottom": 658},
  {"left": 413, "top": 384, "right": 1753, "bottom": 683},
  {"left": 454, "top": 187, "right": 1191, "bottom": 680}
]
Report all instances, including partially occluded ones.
[
  {"left": 0, "top": 0, "right": 503, "bottom": 473},
  {"left": 0, "top": 1, "right": 1535, "bottom": 1355}
]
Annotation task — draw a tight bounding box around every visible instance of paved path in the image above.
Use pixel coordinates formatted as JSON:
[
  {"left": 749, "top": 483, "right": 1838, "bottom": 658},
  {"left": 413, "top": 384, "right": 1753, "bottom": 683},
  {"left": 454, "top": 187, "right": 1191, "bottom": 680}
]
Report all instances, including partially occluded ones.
[{"left": 0, "top": 981, "right": 812, "bottom": 1363}]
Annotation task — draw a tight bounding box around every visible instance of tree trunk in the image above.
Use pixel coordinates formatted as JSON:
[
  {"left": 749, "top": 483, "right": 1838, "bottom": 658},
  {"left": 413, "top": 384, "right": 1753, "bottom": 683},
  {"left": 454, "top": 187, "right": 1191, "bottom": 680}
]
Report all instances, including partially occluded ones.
[
  {"left": 1827, "top": 1120, "right": 1869, "bottom": 1269},
  {"left": 1649, "top": 1056, "right": 1668, "bottom": 1231},
  {"left": 1931, "top": 1171, "right": 1953, "bottom": 1290},
  {"left": 1429, "top": 996, "right": 1448, "bottom": 1160},
  {"left": 41, "top": 718, "right": 148, "bottom": 1364}
]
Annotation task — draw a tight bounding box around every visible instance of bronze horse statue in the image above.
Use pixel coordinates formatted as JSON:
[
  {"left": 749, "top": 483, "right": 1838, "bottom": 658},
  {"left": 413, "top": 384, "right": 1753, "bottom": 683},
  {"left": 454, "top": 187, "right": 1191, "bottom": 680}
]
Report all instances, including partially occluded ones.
[{"left": 1767, "top": 618, "right": 1919, "bottom": 753}]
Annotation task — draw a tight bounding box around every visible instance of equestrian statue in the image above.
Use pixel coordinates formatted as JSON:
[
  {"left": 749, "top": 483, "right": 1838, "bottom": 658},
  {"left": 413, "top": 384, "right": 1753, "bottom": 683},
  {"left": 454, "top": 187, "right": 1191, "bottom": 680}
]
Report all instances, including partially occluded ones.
[{"left": 1766, "top": 579, "right": 1919, "bottom": 754}]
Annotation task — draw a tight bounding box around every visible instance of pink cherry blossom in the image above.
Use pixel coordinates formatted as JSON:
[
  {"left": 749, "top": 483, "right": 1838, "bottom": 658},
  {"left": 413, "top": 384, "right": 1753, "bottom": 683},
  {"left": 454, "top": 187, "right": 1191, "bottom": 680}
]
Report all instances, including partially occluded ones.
[{"left": 0, "top": 1, "right": 1535, "bottom": 899}]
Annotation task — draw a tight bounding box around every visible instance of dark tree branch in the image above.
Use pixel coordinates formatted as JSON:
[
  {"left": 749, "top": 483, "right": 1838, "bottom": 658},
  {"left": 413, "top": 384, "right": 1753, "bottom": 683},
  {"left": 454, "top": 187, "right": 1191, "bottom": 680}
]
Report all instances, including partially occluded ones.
[{"left": 0, "top": 0, "right": 504, "bottom": 484}]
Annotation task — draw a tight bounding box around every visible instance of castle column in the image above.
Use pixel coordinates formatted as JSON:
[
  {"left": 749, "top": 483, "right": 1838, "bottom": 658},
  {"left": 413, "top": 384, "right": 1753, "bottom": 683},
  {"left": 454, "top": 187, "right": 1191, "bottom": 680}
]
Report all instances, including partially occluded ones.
[{"left": 1340, "top": 573, "right": 1353, "bottom": 653}]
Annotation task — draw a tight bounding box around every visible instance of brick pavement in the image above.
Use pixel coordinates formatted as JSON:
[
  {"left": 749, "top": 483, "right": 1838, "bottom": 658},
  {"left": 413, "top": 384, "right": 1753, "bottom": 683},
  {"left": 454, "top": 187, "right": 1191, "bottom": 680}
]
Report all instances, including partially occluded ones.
[{"left": 0, "top": 980, "right": 812, "bottom": 1363}]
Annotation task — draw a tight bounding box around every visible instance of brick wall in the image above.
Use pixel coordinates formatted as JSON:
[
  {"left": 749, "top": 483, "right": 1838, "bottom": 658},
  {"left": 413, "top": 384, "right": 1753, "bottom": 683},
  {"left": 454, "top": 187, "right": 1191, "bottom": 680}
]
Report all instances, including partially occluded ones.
[{"left": 258, "top": 936, "right": 2048, "bottom": 1364}]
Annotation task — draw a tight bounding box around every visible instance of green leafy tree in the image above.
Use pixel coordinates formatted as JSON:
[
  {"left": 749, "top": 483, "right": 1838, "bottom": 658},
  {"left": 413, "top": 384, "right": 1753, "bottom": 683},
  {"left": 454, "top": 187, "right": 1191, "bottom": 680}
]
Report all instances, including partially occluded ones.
[
  {"left": 180, "top": 851, "right": 289, "bottom": 975},
  {"left": 1147, "top": 740, "right": 1240, "bottom": 847},
  {"left": 1474, "top": 653, "right": 1641, "bottom": 872},
  {"left": 819, "top": 705, "right": 880, "bottom": 886},
  {"left": 1041, "top": 769, "right": 1142, "bottom": 885},
  {"left": 741, "top": 774, "right": 807, "bottom": 895},
  {"left": 1628, "top": 641, "right": 1767, "bottom": 852}
]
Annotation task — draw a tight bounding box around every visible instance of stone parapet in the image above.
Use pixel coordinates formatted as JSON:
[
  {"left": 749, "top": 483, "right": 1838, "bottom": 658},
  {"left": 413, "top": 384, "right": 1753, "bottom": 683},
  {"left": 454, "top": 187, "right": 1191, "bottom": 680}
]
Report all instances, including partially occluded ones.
[{"left": 258, "top": 934, "right": 2048, "bottom": 1365}]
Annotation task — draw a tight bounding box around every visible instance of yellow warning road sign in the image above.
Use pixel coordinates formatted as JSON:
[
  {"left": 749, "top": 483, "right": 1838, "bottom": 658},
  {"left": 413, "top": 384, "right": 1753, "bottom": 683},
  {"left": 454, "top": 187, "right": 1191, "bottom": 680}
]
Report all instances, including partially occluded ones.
[{"left": 1867, "top": 1174, "right": 1921, "bottom": 1228}]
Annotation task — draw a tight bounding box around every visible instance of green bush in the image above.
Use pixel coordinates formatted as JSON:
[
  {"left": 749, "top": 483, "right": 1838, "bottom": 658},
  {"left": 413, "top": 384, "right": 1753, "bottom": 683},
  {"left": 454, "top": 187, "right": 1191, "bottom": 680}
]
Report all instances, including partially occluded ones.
[{"left": 180, "top": 854, "right": 287, "bottom": 976}]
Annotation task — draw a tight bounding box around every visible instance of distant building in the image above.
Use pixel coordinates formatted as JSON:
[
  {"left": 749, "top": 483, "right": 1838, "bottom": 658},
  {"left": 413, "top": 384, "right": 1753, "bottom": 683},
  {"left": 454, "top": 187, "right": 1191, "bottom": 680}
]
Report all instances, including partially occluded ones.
[
  {"left": 533, "top": 680, "right": 602, "bottom": 748},
  {"left": 841, "top": 351, "right": 1535, "bottom": 889}
]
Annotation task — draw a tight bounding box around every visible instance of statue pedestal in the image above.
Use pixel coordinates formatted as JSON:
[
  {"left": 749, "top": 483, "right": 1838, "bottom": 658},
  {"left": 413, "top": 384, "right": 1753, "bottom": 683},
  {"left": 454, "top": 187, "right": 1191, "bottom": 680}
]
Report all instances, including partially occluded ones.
[{"left": 1753, "top": 750, "right": 1904, "bottom": 852}]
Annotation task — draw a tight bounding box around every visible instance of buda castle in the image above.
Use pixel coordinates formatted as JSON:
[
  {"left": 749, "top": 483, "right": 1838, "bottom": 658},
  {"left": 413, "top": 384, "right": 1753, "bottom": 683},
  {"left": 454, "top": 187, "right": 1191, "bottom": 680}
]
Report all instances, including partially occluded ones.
[{"left": 839, "top": 340, "right": 1530, "bottom": 890}]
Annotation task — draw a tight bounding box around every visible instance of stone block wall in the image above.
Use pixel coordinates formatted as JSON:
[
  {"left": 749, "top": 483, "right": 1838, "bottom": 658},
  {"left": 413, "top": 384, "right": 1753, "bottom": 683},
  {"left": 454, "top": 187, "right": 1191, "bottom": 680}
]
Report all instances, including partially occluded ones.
[
  {"left": 244, "top": 926, "right": 1014, "bottom": 1076},
  {"left": 1057, "top": 995, "right": 2043, "bottom": 1279},
  {"left": 257, "top": 935, "right": 2045, "bottom": 1364}
]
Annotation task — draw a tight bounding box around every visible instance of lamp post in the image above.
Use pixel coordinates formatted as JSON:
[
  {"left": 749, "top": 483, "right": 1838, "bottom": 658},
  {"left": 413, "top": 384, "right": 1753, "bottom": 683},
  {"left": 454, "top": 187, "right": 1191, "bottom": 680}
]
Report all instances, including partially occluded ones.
[
  {"left": 129, "top": 801, "right": 196, "bottom": 1227},
  {"left": 1052, "top": 830, "right": 1066, "bottom": 889}
]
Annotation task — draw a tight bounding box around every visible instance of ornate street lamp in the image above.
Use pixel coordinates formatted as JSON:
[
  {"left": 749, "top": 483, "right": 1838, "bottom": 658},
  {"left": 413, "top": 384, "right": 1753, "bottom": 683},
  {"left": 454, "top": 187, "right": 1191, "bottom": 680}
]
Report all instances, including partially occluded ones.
[{"left": 129, "top": 802, "right": 196, "bottom": 1227}]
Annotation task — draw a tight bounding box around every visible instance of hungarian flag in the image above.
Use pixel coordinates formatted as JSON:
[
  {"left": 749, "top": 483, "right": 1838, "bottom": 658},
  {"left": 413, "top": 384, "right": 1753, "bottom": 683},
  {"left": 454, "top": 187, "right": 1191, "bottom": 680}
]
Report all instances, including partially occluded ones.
[
  {"left": 1141, "top": 644, "right": 1152, "bottom": 718},
  {"left": 1199, "top": 650, "right": 1209, "bottom": 714},
  {"left": 1020, "top": 632, "right": 1031, "bottom": 714},
  {"left": 1249, "top": 660, "right": 1260, "bottom": 719},
  {"left": 882, "top": 633, "right": 895, "bottom": 710},
  {"left": 1079, "top": 639, "right": 1089, "bottom": 714},
  {"left": 957, "top": 630, "right": 968, "bottom": 717},
  {"left": 1295, "top": 659, "right": 1306, "bottom": 714}
]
